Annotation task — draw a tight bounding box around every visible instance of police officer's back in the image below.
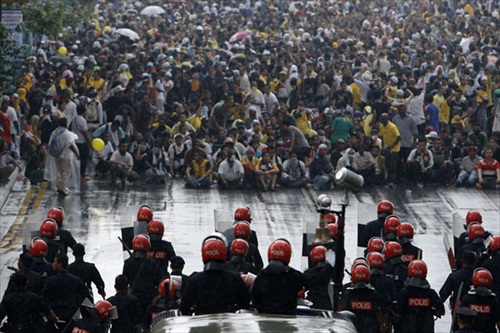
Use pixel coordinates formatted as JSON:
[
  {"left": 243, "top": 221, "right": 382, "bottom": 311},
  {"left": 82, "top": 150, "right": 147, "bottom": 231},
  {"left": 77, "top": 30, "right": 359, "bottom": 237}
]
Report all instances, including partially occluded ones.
[
  {"left": 223, "top": 207, "right": 258, "bottom": 246},
  {"left": 383, "top": 241, "right": 408, "bottom": 291},
  {"left": 459, "top": 269, "right": 500, "bottom": 333},
  {"left": 4, "top": 253, "right": 44, "bottom": 297},
  {"left": 0, "top": 272, "right": 59, "bottom": 333},
  {"left": 367, "top": 252, "right": 397, "bottom": 308},
  {"left": 41, "top": 253, "right": 89, "bottom": 325},
  {"left": 27, "top": 238, "right": 52, "bottom": 277},
  {"left": 67, "top": 243, "right": 106, "bottom": 302},
  {"left": 147, "top": 220, "right": 176, "bottom": 278},
  {"left": 394, "top": 260, "right": 444, "bottom": 333},
  {"left": 359, "top": 200, "right": 394, "bottom": 247},
  {"left": 225, "top": 220, "right": 263, "bottom": 270},
  {"left": 107, "top": 275, "right": 141, "bottom": 333},
  {"left": 481, "top": 236, "right": 500, "bottom": 302},
  {"left": 252, "top": 239, "right": 328, "bottom": 315},
  {"left": 456, "top": 224, "right": 488, "bottom": 270},
  {"left": 304, "top": 246, "right": 333, "bottom": 310},
  {"left": 180, "top": 236, "right": 250, "bottom": 315},
  {"left": 122, "top": 235, "right": 161, "bottom": 313},
  {"left": 224, "top": 239, "right": 259, "bottom": 275},
  {"left": 47, "top": 206, "right": 77, "bottom": 255},
  {"left": 439, "top": 250, "right": 476, "bottom": 312},
  {"left": 143, "top": 278, "right": 181, "bottom": 329},
  {"left": 397, "top": 223, "right": 423, "bottom": 264},
  {"left": 169, "top": 256, "right": 189, "bottom": 296},
  {"left": 341, "top": 264, "right": 388, "bottom": 333}
]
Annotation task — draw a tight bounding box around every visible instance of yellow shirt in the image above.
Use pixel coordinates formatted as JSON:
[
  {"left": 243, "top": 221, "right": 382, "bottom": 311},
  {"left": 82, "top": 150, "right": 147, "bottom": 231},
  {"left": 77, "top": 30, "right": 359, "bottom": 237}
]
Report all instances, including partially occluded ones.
[
  {"left": 350, "top": 83, "right": 361, "bottom": 105},
  {"left": 242, "top": 155, "right": 259, "bottom": 171},
  {"left": 292, "top": 109, "right": 313, "bottom": 137},
  {"left": 192, "top": 159, "right": 210, "bottom": 178},
  {"left": 187, "top": 114, "right": 203, "bottom": 130},
  {"left": 379, "top": 121, "right": 401, "bottom": 153}
]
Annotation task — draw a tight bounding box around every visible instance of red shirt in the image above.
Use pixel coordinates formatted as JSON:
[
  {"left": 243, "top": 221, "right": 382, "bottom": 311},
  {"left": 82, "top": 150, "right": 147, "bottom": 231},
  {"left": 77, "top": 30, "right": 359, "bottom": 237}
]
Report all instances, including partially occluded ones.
[
  {"left": 0, "top": 112, "right": 11, "bottom": 144},
  {"left": 477, "top": 158, "right": 500, "bottom": 177}
]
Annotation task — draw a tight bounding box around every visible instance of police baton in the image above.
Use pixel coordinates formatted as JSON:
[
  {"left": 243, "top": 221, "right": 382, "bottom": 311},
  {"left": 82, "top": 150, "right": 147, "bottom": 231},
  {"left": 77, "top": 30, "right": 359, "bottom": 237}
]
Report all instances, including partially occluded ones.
[{"left": 118, "top": 236, "right": 133, "bottom": 257}]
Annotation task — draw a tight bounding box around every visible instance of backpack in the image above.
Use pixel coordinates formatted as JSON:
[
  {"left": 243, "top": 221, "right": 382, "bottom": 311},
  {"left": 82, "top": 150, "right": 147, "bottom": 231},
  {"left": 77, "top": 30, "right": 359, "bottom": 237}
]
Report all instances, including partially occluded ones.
[
  {"left": 86, "top": 99, "right": 99, "bottom": 123},
  {"left": 48, "top": 128, "right": 66, "bottom": 157}
]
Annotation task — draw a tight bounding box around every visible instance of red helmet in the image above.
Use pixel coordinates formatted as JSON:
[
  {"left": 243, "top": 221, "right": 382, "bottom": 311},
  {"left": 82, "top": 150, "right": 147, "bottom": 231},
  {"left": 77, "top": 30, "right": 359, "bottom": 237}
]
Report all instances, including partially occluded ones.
[
  {"left": 473, "top": 268, "right": 492, "bottom": 288},
  {"left": 377, "top": 200, "right": 394, "bottom": 216},
  {"left": 366, "top": 252, "right": 385, "bottom": 268},
  {"left": 233, "top": 221, "right": 251, "bottom": 239},
  {"left": 39, "top": 219, "right": 58, "bottom": 238},
  {"left": 384, "top": 241, "right": 402, "bottom": 259},
  {"left": 147, "top": 220, "right": 164, "bottom": 240},
  {"left": 352, "top": 257, "right": 369, "bottom": 270},
  {"left": 468, "top": 223, "right": 485, "bottom": 242},
  {"left": 95, "top": 300, "right": 114, "bottom": 319},
  {"left": 137, "top": 205, "right": 153, "bottom": 223},
  {"left": 310, "top": 246, "right": 327, "bottom": 263},
  {"left": 47, "top": 207, "right": 64, "bottom": 226},
  {"left": 268, "top": 239, "right": 292, "bottom": 265},
  {"left": 132, "top": 234, "right": 151, "bottom": 251},
  {"left": 351, "top": 264, "right": 370, "bottom": 283},
  {"left": 231, "top": 239, "right": 249, "bottom": 257},
  {"left": 158, "top": 278, "right": 180, "bottom": 299},
  {"left": 327, "top": 223, "right": 338, "bottom": 240},
  {"left": 397, "top": 222, "right": 414, "bottom": 238},
  {"left": 489, "top": 236, "right": 500, "bottom": 252},
  {"left": 385, "top": 216, "right": 401, "bottom": 233},
  {"left": 202, "top": 238, "right": 227, "bottom": 262},
  {"left": 367, "top": 237, "right": 385, "bottom": 253},
  {"left": 234, "top": 207, "right": 251, "bottom": 221},
  {"left": 29, "top": 238, "right": 48, "bottom": 257},
  {"left": 408, "top": 260, "right": 427, "bottom": 278},
  {"left": 466, "top": 210, "right": 482, "bottom": 226},
  {"left": 323, "top": 213, "right": 336, "bottom": 225}
]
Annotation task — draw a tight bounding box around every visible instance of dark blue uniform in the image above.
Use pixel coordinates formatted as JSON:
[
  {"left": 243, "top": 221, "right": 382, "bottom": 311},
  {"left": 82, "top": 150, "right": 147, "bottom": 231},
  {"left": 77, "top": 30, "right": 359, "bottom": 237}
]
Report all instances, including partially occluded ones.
[
  {"left": 42, "top": 271, "right": 89, "bottom": 324},
  {"left": 147, "top": 240, "right": 176, "bottom": 278},
  {"left": 0, "top": 290, "right": 53, "bottom": 332},
  {"left": 359, "top": 218, "right": 385, "bottom": 247},
  {"left": 383, "top": 257, "right": 408, "bottom": 291},
  {"left": 394, "top": 283, "right": 444, "bottom": 333},
  {"left": 252, "top": 262, "right": 323, "bottom": 315},
  {"left": 460, "top": 287, "right": 500, "bottom": 333},
  {"left": 107, "top": 291, "right": 141, "bottom": 333},
  {"left": 224, "top": 255, "right": 259, "bottom": 275},
  {"left": 401, "top": 243, "right": 423, "bottom": 265},
  {"left": 370, "top": 267, "right": 397, "bottom": 308},
  {"left": 304, "top": 263, "right": 334, "bottom": 310},
  {"left": 482, "top": 256, "right": 500, "bottom": 303},
  {"left": 439, "top": 267, "right": 474, "bottom": 310},
  {"left": 180, "top": 269, "right": 250, "bottom": 315},
  {"left": 122, "top": 255, "right": 161, "bottom": 314},
  {"left": 67, "top": 259, "right": 106, "bottom": 302},
  {"left": 341, "top": 284, "right": 387, "bottom": 333}
]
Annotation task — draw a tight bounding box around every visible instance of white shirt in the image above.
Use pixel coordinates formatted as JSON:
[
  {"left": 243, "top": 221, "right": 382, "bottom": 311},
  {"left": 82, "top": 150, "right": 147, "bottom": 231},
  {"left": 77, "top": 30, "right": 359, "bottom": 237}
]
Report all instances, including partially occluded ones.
[
  {"left": 64, "top": 100, "right": 77, "bottom": 125},
  {"left": 5, "top": 106, "right": 18, "bottom": 134},
  {"left": 218, "top": 159, "right": 244, "bottom": 181},
  {"left": 110, "top": 150, "right": 133, "bottom": 168},
  {"left": 92, "top": 141, "right": 114, "bottom": 164},
  {"left": 264, "top": 92, "right": 279, "bottom": 115}
]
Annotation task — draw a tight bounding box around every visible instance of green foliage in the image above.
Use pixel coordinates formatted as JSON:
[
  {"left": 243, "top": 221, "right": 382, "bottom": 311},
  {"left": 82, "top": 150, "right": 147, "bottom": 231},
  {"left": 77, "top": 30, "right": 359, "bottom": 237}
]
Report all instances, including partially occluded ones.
[
  {"left": 0, "top": 26, "right": 28, "bottom": 94},
  {"left": 22, "top": 0, "right": 97, "bottom": 38}
]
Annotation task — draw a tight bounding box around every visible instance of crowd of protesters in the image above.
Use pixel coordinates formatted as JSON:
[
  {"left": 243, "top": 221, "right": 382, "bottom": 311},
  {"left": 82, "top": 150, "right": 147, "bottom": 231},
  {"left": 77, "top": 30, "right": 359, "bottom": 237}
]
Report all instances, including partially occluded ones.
[{"left": 1, "top": 0, "right": 500, "bottom": 191}]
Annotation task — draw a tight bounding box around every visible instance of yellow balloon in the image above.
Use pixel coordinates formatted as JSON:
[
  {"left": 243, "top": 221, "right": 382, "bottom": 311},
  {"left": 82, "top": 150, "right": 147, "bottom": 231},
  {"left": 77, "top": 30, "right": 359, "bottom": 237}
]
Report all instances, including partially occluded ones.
[
  {"left": 92, "top": 138, "right": 105, "bottom": 151},
  {"left": 58, "top": 46, "right": 67, "bottom": 56}
]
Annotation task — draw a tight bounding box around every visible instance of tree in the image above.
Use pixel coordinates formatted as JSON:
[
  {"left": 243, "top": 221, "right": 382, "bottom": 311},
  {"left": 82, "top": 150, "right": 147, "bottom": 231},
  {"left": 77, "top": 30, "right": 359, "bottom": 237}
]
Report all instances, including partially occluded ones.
[
  {"left": 0, "top": 25, "right": 28, "bottom": 94},
  {"left": 22, "top": 0, "right": 97, "bottom": 39}
]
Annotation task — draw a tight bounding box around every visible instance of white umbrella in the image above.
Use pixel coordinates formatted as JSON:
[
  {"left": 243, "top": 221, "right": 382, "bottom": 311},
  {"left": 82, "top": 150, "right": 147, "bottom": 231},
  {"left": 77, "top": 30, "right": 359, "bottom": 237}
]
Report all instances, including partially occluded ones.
[
  {"left": 140, "top": 5, "right": 166, "bottom": 16},
  {"left": 115, "top": 28, "right": 140, "bottom": 41}
]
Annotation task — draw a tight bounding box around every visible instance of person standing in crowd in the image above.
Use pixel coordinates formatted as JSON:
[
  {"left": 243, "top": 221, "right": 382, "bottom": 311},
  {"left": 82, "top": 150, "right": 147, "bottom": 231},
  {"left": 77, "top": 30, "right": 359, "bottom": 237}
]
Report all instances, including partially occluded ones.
[
  {"left": 48, "top": 117, "right": 80, "bottom": 196},
  {"left": 70, "top": 103, "right": 92, "bottom": 183},
  {"left": 379, "top": 113, "right": 401, "bottom": 186}
]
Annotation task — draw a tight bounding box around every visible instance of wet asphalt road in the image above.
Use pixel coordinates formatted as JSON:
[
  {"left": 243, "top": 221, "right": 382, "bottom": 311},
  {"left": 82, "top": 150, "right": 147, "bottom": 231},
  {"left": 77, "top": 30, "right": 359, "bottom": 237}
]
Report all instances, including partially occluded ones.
[{"left": 0, "top": 177, "right": 498, "bottom": 331}]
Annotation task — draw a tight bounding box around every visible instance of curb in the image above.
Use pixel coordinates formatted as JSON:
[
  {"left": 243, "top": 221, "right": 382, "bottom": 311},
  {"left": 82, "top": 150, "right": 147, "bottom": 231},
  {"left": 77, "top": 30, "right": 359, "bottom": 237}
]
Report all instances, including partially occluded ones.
[{"left": 0, "top": 161, "right": 25, "bottom": 213}]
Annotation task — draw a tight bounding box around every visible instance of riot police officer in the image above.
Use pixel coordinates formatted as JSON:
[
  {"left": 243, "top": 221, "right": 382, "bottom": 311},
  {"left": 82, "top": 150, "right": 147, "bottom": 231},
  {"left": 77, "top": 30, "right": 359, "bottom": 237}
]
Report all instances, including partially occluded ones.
[
  {"left": 383, "top": 241, "right": 408, "bottom": 291},
  {"left": 147, "top": 220, "right": 176, "bottom": 278},
  {"left": 122, "top": 234, "right": 161, "bottom": 316},
  {"left": 107, "top": 275, "right": 141, "bottom": 333},
  {"left": 360, "top": 200, "right": 394, "bottom": 247},
  {"left": 393, "top": 260, "right": 444, "bottom": 333},
  {"left": 70, "top": 300, "right": 115, "bottom": 333},
  {"left": 46, "top": 206, "right": 76, "bottom": 254},
  {"left": 397, "top": 223, "right": 423, "bottom": 264},
  {"left": 180, "top": 235, "right": 250, "bottom": 315},
  {"left": 224, "top": 239, "right": 259, "bottom": 275}
]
